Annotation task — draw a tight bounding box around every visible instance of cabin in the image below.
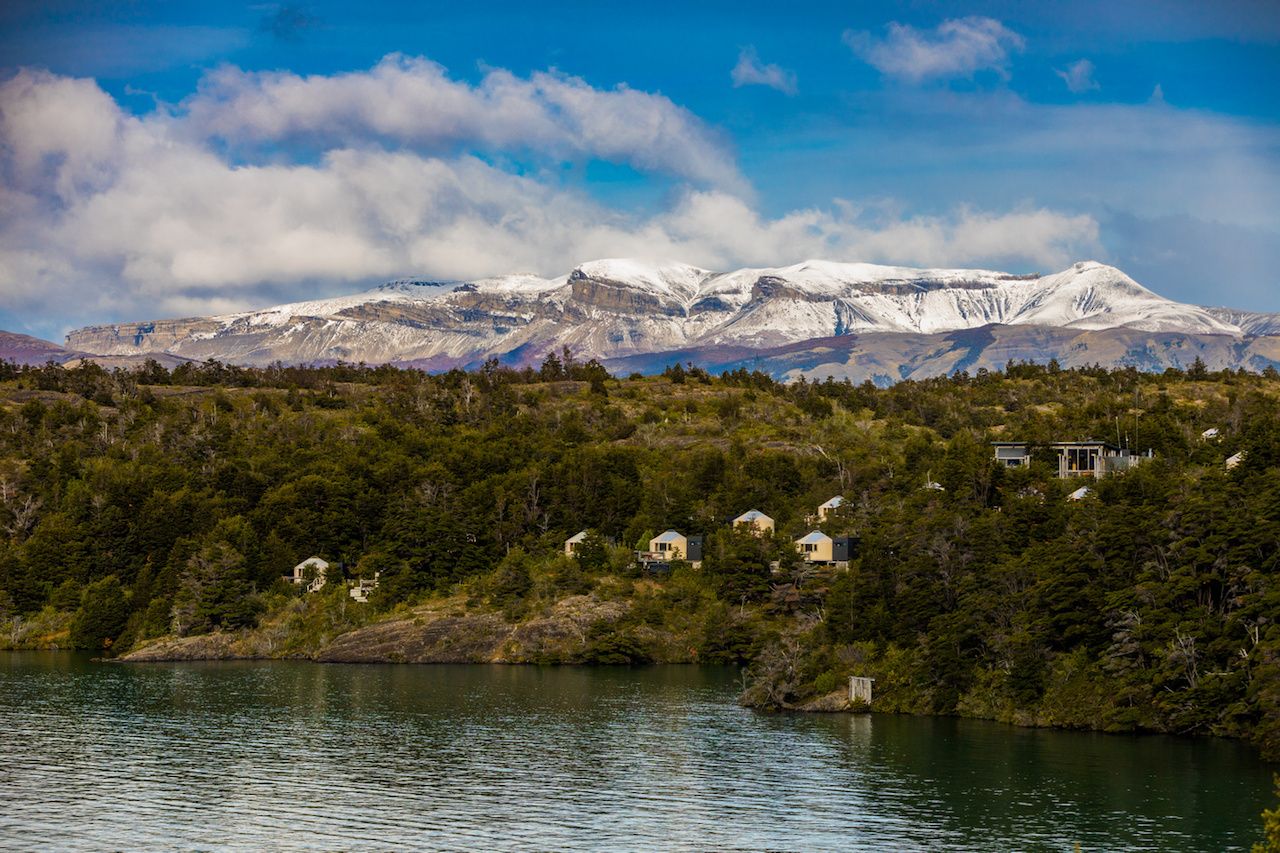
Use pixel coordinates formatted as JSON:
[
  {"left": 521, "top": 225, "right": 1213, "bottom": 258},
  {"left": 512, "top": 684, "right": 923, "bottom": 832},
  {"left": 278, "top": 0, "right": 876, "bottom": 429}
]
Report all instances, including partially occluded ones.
[
  {"left": 1067, "top": 486, "right": 1092, "bottom": 501},
  {"left": 817, "top": 496, "right": 845, "bottom": 520},
  {"left": 650, "top": 530, "right": 688, "bottom": 559},
  {"left": 564, "top": 530, "right": 588, "bottom": 557},
  {"left": 795, "top": 530, "right": 834, "bottom": 563},
  {"left": 1051, "top": 441, "right": 1152, "bottom": 479},
  {"left": 289, "top": 556, "right": 329, "bottom": 593},
  {"left": 991, "top": 441, "right": 1031, "bottom": 468},
  {"left": 635, "top": 530, "right": 704, "bottom": 570},
  {"left": 1201, "top": 427, "right": 1221, "bottom": 441},
  {"left": 794, "top": 532, "right": 857, "bottom": 566},
  {"left": 733, "top": 509, "right": 774, "bottom": 535},
  {"left": 1226, "top": 451, "right": 1246, "bottom": 470}
]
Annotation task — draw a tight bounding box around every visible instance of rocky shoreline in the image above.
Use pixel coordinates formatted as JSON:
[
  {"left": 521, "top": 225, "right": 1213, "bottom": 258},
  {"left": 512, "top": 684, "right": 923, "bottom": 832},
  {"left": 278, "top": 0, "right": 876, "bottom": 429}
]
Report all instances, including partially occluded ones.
[{"left": 118, "top": 593, "right": 700, "bottom": 667}]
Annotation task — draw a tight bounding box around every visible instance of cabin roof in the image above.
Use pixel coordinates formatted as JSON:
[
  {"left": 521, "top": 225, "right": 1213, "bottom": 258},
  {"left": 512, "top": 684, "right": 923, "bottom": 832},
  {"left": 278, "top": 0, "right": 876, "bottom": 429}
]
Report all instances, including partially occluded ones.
[
  {"left": 1068, "top": 486, "right": 1092, "bottom": 500},
  {"left": 795, "top": 530, "right": 833, "bottom": 545},
  {"left": 734, "top": 509, "right": 771, "bottom": 522},
  {"left": 295, "top": 556, "right": 328, "bottom": 569},
  {"left": 566, "top": 530, "right": 588, "bottom": 543},
  {"left": 652, "top": 530, "right": 684, "bottom": 542},
  {"left": 1050, "top": 439, "right": 1121, "bottom": 450},
  {"left": 819, "top": 496, "right": 845, "bottom": 508}
]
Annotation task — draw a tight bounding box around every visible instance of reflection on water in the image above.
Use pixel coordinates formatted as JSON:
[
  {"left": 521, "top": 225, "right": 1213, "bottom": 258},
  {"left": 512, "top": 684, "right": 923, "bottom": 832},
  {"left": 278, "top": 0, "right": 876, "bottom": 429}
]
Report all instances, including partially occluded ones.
[{"left": 0, "top": 652, "right": 1271, "bottom": 851}]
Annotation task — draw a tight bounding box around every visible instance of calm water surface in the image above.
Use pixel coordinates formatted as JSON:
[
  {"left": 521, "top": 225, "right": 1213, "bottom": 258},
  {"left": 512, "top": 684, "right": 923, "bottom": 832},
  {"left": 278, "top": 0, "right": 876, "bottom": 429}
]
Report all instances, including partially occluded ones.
[{"left": 0, "top": 652, "right": 1272, "bottom": 851}]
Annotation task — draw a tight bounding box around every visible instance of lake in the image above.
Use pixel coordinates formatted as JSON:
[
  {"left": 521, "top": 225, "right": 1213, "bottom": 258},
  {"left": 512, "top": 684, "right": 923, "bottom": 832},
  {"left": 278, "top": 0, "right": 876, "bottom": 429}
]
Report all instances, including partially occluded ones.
[{"left": 0, "top": 652, "right": 1272, "bottom": 851}]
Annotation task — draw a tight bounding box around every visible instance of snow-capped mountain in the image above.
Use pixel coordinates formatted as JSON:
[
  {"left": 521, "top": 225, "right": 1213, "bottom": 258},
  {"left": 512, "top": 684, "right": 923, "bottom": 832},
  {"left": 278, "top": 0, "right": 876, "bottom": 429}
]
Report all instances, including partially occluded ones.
[{"left": 65, "top": 259, "right": 1274, "bottom": 374}]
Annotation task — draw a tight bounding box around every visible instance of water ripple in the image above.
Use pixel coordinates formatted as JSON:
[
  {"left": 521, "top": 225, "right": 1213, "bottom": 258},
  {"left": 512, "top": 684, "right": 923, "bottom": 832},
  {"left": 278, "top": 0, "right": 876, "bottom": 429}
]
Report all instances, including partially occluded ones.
[{"left": 0, "top": 654, "right": 1270, "bottom": 852}]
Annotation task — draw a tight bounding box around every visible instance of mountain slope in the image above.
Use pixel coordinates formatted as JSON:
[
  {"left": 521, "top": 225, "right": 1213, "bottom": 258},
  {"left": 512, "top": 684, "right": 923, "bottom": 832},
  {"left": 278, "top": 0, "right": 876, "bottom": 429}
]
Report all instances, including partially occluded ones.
[
  {"left": 0, "top": 330, "right": 77, "bottom": 365},
  {"left": 1205, "top": 306, "right": 1280, "bottom": 336},
  {"left": 605, "top": 324, "right": 1280, "bottom": 386},
  {"left": 63, "top": 259, "right": 1271, "bottom": 376}
]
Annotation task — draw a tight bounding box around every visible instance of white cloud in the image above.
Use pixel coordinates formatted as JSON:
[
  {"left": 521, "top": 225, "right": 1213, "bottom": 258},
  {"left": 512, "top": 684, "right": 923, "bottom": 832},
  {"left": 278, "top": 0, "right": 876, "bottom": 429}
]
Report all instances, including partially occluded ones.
[
  {"left": 730, "top": 47, "right": 798, "bottom": 95},
  {"left": 0, "top": 68, "right": 1101, "bottom": 335},
  {"left": 180, "top": 54, "right": 744, "bottom": 192},
  {"left": 844, "top": 17, "right": 1025, "bottom": 82},
  {"left": 1055, "top": 59, "right": 1100, "bottom": 93}
]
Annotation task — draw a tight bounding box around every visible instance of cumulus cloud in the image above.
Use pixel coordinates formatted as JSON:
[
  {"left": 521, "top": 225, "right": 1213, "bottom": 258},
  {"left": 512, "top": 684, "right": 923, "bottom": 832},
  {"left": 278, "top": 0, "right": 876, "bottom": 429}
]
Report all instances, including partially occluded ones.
[
  {"left": 0, "top": 67, "right": 1101, "bottom": 335},
  {"left": 730, "top": 47, "right": 797, "bottom": 95},
  {"left": 181, "top": 54, "right": 744, "bottom": 191},
  {"left": 844, "top": 17, "right": 1025, "bottom": 82},
  {"left": 1055, "top": 59, "right": 1099, "bottom": 93}
]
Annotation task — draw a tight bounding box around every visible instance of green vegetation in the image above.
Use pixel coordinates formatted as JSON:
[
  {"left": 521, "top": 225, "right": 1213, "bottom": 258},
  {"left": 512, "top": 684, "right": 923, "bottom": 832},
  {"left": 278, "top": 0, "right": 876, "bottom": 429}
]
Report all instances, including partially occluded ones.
[
  {"left": 1258, "top": 776, "right": 1280, "bottom": 853},
  {"left": 0, "top": 355, "right": 1278, "bottom": 758}
]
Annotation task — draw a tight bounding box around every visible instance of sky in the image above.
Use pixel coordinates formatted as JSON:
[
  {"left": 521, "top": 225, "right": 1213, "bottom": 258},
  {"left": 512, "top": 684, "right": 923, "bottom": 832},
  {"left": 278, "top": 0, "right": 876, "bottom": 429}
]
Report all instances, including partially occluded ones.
[{"left": 1, "top": 0, "right": 1278, "bottom": 341}]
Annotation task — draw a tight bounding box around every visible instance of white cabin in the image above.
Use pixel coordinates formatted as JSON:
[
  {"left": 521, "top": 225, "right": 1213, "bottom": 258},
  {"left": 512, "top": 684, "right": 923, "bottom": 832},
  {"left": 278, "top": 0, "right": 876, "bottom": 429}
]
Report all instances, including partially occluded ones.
[
  {"left": 565, "top": 530, "right": 588, "bottom": 557},
  {"left": 817, "top": 496, "right": 845, "bottom": 521},
  {"left": 733, "top": 510, "right": 774, "bottom": 535},
  {"left": 795, "top": 530, "right": 834, "bottom": 563},
  {"left": 290, "top": 556, "right": 329, "bottom": 593},
  {"left": 649, "top": 530, "right": 688, "bottom": 559}
]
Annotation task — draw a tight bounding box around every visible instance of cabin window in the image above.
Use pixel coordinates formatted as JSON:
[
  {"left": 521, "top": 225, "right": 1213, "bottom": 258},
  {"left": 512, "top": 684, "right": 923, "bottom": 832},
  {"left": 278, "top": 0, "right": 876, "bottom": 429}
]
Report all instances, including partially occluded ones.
[{"left": 1065, "top": 447, "right": 1098, "bottom": 473}]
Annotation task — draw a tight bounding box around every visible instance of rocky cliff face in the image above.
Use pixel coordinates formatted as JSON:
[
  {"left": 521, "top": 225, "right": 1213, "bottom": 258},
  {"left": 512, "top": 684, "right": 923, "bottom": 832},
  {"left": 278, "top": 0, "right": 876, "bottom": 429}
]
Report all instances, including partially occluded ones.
[
  {"left": 62, "top": 258, "right": 1280, "bottom": 379},
  {"left": 67, "top": 318, "right": 225, "bottom": 356}
]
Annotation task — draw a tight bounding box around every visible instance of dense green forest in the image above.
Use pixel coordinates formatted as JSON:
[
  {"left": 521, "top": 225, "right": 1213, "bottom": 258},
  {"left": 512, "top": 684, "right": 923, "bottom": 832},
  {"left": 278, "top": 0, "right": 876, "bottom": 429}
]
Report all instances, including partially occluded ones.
[{"left": 1, "top": 354, "right": 1278, "bottom": 759}]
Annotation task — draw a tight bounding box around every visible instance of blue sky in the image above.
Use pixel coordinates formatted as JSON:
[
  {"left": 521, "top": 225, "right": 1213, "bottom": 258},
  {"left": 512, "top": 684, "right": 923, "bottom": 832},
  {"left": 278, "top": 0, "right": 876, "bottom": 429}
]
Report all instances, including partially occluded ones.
[{"left": 1, "top": 0, "right": 1278, "bottom": 339}]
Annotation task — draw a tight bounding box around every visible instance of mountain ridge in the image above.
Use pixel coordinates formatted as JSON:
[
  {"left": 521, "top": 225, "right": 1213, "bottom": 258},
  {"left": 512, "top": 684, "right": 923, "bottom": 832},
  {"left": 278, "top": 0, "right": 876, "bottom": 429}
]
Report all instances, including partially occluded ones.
[{"left": 59, "top": 258, "right": 1280, "bottom": 379}]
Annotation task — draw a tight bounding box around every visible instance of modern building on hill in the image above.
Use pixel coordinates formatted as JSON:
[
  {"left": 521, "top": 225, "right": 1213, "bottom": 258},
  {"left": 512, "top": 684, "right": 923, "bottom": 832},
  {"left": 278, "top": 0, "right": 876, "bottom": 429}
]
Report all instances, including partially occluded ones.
[
  {"left": 1052, "top": 440, "right": 1152, "bottom": 478},
  {"left": 564, "top": 530, "right": 588, "bottom": 556},
  {"left": 289, "top": 556, "right": 329, "bottom": 593},
  {"left": 817, "top": 496, "right": 845, "bottom": 520},
  {"left": 733, "top": 510, "right": 774, "bottom": 535},
  {"left": 991, "top": 442, "right": 1031, "bottom": 468}
]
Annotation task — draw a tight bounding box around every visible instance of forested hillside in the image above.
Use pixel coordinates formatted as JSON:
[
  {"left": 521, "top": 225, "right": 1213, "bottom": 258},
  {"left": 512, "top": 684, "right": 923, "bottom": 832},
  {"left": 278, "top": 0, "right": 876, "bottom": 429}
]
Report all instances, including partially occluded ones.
[{"left": 1, "top": 355, "right": 1278, "bottom": 758}]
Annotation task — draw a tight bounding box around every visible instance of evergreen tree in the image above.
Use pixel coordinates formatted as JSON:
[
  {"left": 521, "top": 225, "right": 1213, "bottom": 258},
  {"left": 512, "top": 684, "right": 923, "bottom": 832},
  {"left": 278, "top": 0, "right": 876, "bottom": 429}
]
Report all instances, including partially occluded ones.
[{"left": 70, "top": 576, "right": 129, "bottom": 650}]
